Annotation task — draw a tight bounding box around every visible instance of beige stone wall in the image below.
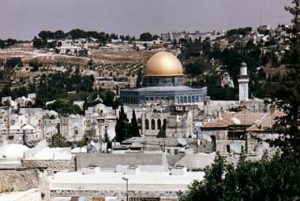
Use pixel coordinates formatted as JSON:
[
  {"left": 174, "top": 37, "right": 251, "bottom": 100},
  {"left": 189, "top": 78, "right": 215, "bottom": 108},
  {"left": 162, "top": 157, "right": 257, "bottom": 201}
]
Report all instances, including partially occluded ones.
[
  {"left": 76, "top": 153, "right": 167, "bottom": 170},
  {"left": 216, "top": 140, "right": 245, "bottom": 155},
  {"left": 22, "top": 160, "right": 75, "bottom": 173},
  {"left": 0, "top": 168, "right": 49, "bottom": 200}
]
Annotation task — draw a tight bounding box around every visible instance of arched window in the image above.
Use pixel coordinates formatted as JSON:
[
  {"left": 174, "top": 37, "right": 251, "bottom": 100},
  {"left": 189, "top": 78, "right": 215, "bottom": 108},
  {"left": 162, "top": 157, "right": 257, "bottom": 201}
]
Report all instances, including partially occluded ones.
[
  {"left": 145, "top": 119, "right": 149, "bottom": 130},
  {"left": 226, "top": 145, "right": 230, "bottom": 153},
  {"left": 157, "top": 119, "right": 162, "bottom": 130},
  {"left": 184, "top": 96, "right": 187, "bottom": 103},
  {"left": 151, "top": 119, "right": 155, "bottom": 130}
]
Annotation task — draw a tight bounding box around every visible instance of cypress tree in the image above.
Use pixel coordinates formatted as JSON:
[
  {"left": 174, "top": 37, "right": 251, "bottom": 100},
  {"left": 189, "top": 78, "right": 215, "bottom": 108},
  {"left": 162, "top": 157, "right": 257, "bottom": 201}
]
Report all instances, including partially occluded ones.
[
  {"left": 115, "top": 105, "right": 129, "bottom": 142},
  {"left": 130, "top": 109, "right": 140, "bottom": 137},
  {"left": 157, "top": 120, "right": 167, "bottom": 138}
]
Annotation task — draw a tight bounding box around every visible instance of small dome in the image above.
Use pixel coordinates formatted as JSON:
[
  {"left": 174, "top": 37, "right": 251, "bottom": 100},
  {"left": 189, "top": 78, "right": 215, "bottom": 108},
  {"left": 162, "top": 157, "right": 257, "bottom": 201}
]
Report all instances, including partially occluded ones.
[
  {"left": 0, "top": 144, "right": 29, "bottom": 159},
  {"left": 241, "top": 62, "right": 247, "bottom": 67},
  {"left": 144, "top": 51, "right": 183, "bottom": 77},
  {"left": 22, "top": 124, "right": 35, "bottom": 130}
]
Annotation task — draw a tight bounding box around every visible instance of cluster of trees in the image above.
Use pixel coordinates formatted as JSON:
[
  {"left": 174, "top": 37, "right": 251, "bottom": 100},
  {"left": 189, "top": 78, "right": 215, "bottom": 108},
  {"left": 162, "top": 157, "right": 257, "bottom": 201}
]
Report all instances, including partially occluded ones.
[
  {"left": 139, "top": 32, "right": 160, "bottom": 41},
  {"left": 184, "top": 56, "right": 208, "bottom": 76},
  {"left": 97, "top": 90, "right": 122, "bottom": 110},
  {"left": 226, "top": 27, "right": 252, "bottom": 37},
  {"left": 36, "top": 29, "right": 110, "bottom": 41},
  {"left": 32, "top": 29, "right": 137, "bottom": 49},
  {"left": 179, "top": 30, "right": 264, "bottom": 99},
  {"left": 0, "top": 60, "right": 123, "bottom": 114},
  {"left": 0, "top": 38, "right": 18, "bottom": 49},
  {"left": 0, "top": 57, "right": 23, "bottom": 86},
  {"left": 0, "top": 57, "right": 23, "bottom": 69},
  {"left": 32, "top": 29, "right": 111, "bottom": 49},
  {"left": 28, "top": 61, "right": 42, "bottom": 71},
  {"left": 179, "top": 151, "right": 300, "bottom": 201},
  {"left": 35, "top": 70, "right": 123, "bottom": 113},
  {"left": 180, "top": 1, "right": 300, "bottom": 200},
  {"left": 46, "top": 99, "right": 83, "bottom": 115},
  {"left": 34, "top": 69, "right": 94, "bottom": 106},
  {"left": 115, "top": 106, "right": 140, "bottom": 142}
]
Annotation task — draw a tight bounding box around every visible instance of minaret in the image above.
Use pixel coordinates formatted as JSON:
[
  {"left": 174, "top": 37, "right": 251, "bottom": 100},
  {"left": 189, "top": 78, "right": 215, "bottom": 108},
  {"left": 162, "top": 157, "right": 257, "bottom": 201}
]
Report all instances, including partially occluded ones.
[{"left": 238, "top": 62, "right": 249, "bottom": 102}]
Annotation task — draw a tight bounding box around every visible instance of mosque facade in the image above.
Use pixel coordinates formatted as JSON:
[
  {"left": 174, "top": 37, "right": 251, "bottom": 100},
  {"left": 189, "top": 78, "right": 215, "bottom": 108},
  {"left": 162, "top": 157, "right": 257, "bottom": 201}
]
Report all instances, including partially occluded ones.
[
  {"left": 120, "top": 51, "right": 208, "bottom": 138},
  {"left": 120, "top": 51, "right": 208, "bottom": 106}
]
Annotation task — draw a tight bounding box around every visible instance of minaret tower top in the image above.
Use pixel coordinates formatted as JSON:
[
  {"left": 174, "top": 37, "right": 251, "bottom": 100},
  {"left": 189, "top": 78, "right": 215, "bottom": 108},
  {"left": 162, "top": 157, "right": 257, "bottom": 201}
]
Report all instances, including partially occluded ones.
[{"left": 238, "top": 62, "right": 249, "bottom": 102}]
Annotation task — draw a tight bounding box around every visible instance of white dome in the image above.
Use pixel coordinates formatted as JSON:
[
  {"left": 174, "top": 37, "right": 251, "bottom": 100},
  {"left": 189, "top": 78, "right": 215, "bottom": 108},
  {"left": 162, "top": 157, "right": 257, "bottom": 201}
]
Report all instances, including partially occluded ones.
[{"left": 0, "top": 144, "right": 29, "bottom": 159}]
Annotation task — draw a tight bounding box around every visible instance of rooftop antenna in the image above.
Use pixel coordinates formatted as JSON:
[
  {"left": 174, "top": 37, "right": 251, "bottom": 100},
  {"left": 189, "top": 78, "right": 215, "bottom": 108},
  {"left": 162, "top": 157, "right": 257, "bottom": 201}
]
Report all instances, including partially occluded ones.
[{"left": 259, "top": 0, "right": 263, "bottom": 25}]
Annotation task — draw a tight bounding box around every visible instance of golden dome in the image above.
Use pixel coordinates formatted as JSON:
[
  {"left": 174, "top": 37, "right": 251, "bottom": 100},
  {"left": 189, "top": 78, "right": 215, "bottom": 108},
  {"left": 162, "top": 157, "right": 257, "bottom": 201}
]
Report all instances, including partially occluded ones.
[{"left": 144, "top": 51, "right": 183, "bottom": 77}]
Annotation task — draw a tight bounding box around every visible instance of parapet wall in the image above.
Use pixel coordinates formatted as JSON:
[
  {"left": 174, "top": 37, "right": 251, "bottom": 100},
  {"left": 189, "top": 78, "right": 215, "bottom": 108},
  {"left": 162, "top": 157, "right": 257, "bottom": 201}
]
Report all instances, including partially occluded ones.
[
  {"left": 76, "top": 152, "right": 168, "bottom": 170},
  {"left": 22, "top": 159, "right": 75, "bottom": 173}
]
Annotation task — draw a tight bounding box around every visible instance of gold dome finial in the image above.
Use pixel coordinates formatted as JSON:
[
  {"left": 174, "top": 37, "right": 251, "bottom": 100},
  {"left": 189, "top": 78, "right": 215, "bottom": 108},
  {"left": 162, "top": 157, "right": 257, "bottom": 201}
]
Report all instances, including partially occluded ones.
[{"left": 144, "top": 51, "right": 183, "bottom": 77}]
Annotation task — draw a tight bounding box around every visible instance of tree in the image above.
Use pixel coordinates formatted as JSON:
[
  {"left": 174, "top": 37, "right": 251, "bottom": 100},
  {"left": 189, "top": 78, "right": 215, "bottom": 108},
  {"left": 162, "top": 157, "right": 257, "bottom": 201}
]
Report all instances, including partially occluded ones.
[
  {"left": 130, "top": 109, "right": 140, "bottom": 137},
  {"left": 157, "top": 120, "right": 166, "bottom": 138},
  {"left": 135, "top": 68, "right": 143, "bottom": 88},
  {"left": 285, "top": 0, "right": 300, "bottom": 68},
  {"left": 0, "top": 39, "right": 5, "bottom": 49},
  {"left": 152, "top": 35, "right": 160, "bottom": 40},
  {"left": 103, "top": 127, "right": 112, "bottom": 152},
  {"left": 180, "top": 151, "right": 300, "bottom": 201},
  {"left": 50, "top": 134, "right": 70, "bottom": 147},
  {"left": 38, "top": 30, "right": 54, "bottom": 40},
  {"left": 6, "top": 38, "right": 17, "bottom": 47},
  {"left": 115, "top": 105, "right": 129, "bottom": 142},
  {"left": 46, "top": 99, "right": 83, "bottom": 115},
  {"left": 29, "top": 61, "right": 40, "bottom": 71},
  {"left": 139, "top": 32, "right": 152, "bottom": 41},
  {"left": 67, "top": 29, "right": 87, "bottom": 39},
  {"left": 54, "top": 30, "right": 65, "bottom": 39},
  {"left": 103, "top": 128, "right": 110, "bottom": 143},
  {"left": 32, "top": 36, "right": 45, "bottom": 49},
  {"left": 5, "top": 57, "right": 22, "bottom": 69},
  {"left": 103, "top": 91, "right": 115, "bottom": 107}
]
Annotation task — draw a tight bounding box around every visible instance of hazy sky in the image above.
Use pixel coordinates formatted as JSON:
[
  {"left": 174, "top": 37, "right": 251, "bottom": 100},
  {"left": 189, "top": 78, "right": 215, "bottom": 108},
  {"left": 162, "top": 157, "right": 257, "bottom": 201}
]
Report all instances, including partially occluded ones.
[{"left": 0, "top": 0, "right": 292, "bottom": 40}]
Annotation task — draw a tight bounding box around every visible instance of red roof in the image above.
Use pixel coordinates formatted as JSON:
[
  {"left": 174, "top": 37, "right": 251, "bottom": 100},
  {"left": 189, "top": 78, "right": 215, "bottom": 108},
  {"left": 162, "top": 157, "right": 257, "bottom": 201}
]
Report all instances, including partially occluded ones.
[{"left": 203, "top": 109, "right": 285, "bottom": 131}]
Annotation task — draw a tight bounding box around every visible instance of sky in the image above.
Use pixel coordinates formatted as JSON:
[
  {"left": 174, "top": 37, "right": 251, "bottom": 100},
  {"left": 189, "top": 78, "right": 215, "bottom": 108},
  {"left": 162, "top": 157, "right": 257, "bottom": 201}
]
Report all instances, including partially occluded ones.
[{"left": 0, "top": 0, "right": 292, "bottom": 40}]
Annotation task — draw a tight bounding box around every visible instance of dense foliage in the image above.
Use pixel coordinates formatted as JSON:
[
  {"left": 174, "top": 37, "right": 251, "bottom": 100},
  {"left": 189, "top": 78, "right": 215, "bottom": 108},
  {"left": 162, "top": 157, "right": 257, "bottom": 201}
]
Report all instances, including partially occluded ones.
[
  {"left": 32, "top": 29, "right": 137, "bottom": 49},
  {"left": 0, "top": 38, "right": 18, "bottom": 49},
  {"left": 115, "top": 107, "right": 140, "bottom": 142},
  {"left": 0, "top": 66, "right": 121, "bottom": 114},
  {"left": 180, "top": 1, "right": 300, "bottom": 200},
  {"left": 179, "top": 152, "right": 300, "bottom": 201}
]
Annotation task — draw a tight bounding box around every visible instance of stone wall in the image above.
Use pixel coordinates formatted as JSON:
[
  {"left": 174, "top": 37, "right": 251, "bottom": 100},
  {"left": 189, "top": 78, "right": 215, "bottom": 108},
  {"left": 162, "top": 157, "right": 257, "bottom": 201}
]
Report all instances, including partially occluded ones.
[
  {"left": 0, "top": 168, "right": 49, "bottom": 200},
  {"left": 22, "top": 159, "right": 75, "bottom": 173},
  {"left": 51, "top": 189, "right": 177, "bottom": 200},
  {"left": 216, "top": 140, "right": 245, "bottom": 155},
  {"left": 76, "top": 153, "right": 168, "bottom": 170}
]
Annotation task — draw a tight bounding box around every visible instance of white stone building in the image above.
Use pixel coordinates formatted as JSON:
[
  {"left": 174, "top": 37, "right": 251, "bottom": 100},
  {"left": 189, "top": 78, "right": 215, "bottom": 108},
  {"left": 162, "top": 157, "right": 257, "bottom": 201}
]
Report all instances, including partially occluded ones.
[
  {"left": 85, "top": 103, "right": 117, "bottom": 141},
  {"left": 60, "top": 114, "right": 86, "bottom": 141}
]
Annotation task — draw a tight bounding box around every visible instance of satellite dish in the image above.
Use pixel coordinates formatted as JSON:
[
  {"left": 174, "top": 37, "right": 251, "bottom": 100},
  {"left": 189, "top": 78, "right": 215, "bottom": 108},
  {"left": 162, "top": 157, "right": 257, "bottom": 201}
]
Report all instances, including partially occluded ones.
[{"left": 231, "top": 117, "right": 241, "bottom": 125}]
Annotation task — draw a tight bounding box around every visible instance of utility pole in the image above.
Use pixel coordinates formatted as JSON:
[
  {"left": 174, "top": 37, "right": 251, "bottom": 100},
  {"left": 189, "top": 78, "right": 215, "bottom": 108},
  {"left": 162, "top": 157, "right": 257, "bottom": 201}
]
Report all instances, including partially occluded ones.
[{"left": 122, "top": 177, "right": 128, "bottom": 201}]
